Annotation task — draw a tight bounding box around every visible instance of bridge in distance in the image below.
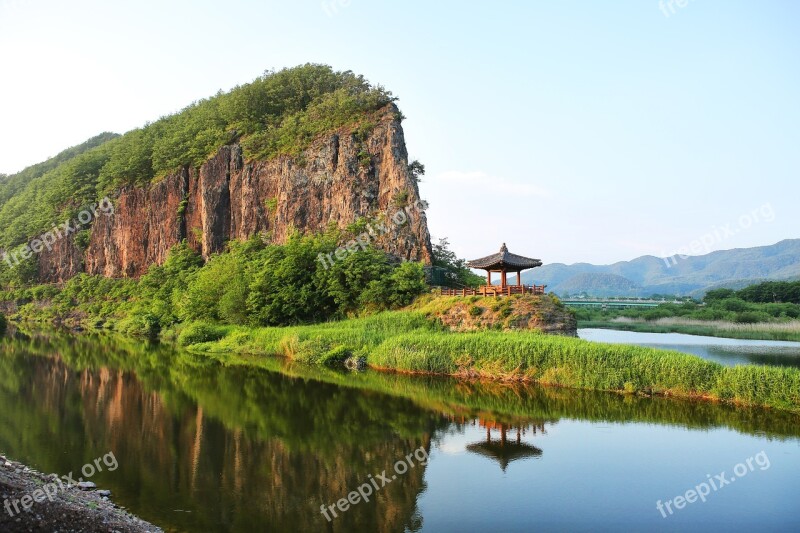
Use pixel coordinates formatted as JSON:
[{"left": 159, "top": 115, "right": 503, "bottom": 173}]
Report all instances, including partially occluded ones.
[{"left": 561, "top": 298, "right": 677, "bottom": 309}]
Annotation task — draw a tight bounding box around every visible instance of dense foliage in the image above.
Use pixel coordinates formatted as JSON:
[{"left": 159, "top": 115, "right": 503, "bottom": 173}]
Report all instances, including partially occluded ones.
[
  {"left": 0, "top": 133, "right": 117, "bottom": 209},
  {"left": 706, "top": 281, "right": 800, "bottom": 305},
  {"left": 0, "top": 133, "right": 118, "bottom": 254},
  {"left": 4, "top": 228, "right": 427, "bottom": 337},
  {"left": 0, "top": 64, "right": 394, "bottom": 251}
]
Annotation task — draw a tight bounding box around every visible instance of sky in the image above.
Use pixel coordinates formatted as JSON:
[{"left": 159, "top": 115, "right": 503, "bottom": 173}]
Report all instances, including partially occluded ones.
[{"left": 1, "top": 0, "right": 798, "bottom": 265}]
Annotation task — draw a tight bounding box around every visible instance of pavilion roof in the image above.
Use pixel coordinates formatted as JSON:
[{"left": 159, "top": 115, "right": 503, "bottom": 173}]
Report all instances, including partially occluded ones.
[
  {"left": 465, "top": 441, "right": 543, "bottom": 472},
  {"left": 467, "top": 243, "right": 542, "bottom": 270}
]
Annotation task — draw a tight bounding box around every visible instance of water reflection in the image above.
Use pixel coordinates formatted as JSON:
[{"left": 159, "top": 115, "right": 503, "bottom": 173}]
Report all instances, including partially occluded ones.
[
  {"left": 0, "top": 332, "right": 440, "bottom": 532},
  {"left": 465, "top": 419, "right": 544, "bottom": 472},
  {"left": 0, "top": 329, "right": 799, "bottom": 532}
]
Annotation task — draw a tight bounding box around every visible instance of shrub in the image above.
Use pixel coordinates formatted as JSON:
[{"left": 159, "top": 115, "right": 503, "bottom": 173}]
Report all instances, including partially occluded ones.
[
  {"left": 119, "top": 311, "right": 161, "bottom": 340},
  {"left": 321, "top": 345, "right": 352, "bottom": 365},
  {"left": 719, "top": 299, "right": 751, "bottom": 312},
  {"left": 178, "top": 323, "right": 227, "bottom": 346},
  {"left": 392, "top": 190, "right": 409, "bottom": 208},
  {"left": 704, "top": 288, "right": 736, "bottom": 302},
  {"left": 29, "top": 285, "right": 60, "bottom": 300},
  {"left": 74, "top": 229, "right": 92, "bottom": 250},
  {"left": 734, "top": 311, "right": 770, "bottom": 324}
]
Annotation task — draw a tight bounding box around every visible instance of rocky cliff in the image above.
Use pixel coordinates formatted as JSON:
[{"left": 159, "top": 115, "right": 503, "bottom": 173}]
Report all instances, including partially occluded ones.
[{"left": 38, "top": 105, "right": 431, "bottom": 281}]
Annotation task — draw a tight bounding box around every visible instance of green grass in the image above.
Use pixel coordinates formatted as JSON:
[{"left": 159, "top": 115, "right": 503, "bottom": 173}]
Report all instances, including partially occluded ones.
[{"left": 185, "top": 310, "right": 800, "bottom": 413}]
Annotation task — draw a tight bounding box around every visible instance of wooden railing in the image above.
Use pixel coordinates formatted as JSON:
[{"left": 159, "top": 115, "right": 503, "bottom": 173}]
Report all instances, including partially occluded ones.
[{"left": 440, "top": 284, "right": 546, "bottom": 297}]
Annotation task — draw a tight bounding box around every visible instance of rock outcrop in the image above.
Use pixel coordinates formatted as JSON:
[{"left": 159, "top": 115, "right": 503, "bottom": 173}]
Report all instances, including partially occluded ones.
[
  {"left": 418, "top": 294, "right": 578, "bottom": 336},
  {"left": 38, "top": 105, "right": 431, "bottom": 281}
]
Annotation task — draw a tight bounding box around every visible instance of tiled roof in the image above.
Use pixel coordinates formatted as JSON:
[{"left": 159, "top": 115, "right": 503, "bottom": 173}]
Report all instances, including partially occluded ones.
[{"left": 467, "top": 243, "right": 542, "bottom": 270}]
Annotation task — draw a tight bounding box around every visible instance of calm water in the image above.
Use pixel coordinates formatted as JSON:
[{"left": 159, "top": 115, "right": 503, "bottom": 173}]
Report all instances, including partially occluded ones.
[
  {"left": 1, "top": 330, "right": 799, "bottom": 532},
  {"left": 579, "top": 328, "right": 800, "bottom": 368}
]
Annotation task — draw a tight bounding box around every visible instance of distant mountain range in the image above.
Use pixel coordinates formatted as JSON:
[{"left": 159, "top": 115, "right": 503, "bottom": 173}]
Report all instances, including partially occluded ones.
[{"left": 521, "top": 239, "right": 800, "bottom": 297}]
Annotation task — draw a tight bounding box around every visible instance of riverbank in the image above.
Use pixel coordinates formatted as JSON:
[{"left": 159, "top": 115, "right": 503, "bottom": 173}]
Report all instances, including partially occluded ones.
[
  {"left": 581, "top": 318, "right": 800, "bottom": 342},
  {"left": 181, "top": 309, "right": 800, "bottom": 414},
  {"left": 0, "top": 454, "right": 161, "bottom": 533}
]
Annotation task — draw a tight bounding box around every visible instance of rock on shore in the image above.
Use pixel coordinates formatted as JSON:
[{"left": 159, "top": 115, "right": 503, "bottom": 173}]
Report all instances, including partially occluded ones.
[{"left": 0, "top": 454, "right": 161, "bottom": 533}]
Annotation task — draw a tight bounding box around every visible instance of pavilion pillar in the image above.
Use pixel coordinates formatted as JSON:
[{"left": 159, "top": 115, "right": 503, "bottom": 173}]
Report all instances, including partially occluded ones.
[
  {"left": 501, "top": 270, "right": 507, "bottom": 288},
  {"left": 517, "top": 271, "right": 521, "bottom": 287},
  {"left": 486, "top": 270, "right": 492, "bottom": 286}
]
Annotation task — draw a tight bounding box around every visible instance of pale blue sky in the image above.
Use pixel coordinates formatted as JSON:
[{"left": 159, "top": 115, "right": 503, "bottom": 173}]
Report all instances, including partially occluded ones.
[{"left": 1, "top": 0, "right": 798, "bottom": 264}]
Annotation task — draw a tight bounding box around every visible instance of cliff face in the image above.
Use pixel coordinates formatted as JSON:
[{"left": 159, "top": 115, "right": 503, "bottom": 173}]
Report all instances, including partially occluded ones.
[{"left": 39, "top": 106, "right": 431, "bottom": 281}]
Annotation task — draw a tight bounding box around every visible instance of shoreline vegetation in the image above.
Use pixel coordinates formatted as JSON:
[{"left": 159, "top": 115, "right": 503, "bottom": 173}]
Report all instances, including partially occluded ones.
[
  {"left": 574, "top": 281, "right": 800, "bottom": 342},
  {"left": 178, "top": 304, "right": 800, "bottom": 415},
  {"left": 579, "top": 318, "right": 800, "bottom": 342}
]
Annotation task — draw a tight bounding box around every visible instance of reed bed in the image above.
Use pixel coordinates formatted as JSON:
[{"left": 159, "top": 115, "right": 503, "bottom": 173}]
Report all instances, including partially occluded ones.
[
  {"left": 653, "top": 317, "right": 800, "bottom": 333},
  {"left": 184, "top": 310, "right": 800, "bottom": 413}
]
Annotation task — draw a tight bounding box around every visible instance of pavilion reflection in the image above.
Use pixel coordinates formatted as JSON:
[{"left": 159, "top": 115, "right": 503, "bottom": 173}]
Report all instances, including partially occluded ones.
[{"left": 449, "top": 416, "right": 547, "bottom": 472}]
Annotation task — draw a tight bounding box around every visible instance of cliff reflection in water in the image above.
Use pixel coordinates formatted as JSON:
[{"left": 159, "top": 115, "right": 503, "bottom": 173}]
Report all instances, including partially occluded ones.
[
  {"left": 0, "top": 332, "right": 440, "bottom": 532},
  {"left": 1, "top": 330, "right": 799, "bottom": 532}
]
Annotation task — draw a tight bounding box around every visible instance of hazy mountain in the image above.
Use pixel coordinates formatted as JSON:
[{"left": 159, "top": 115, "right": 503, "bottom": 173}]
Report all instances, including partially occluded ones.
[{"left": 521, "top": 239, "right": 800, "bottom": 297}]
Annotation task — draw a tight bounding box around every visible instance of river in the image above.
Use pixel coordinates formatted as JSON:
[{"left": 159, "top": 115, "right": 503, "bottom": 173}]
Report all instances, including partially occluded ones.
[
  {"left": 0, "top": 329, "right": 798, "bottom": 532},
  {"left": 579, "top": 328, "right": 800, "bottom": 368}
]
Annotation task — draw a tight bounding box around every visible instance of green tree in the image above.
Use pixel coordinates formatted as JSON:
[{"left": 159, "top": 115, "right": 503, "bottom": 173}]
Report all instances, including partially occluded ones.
[
  {"left": 704, "top": 288, "right": 736, "bottom": 302},
  {"left": 318, "top": 246, "right": 393, "bottom": 314},
  {"left": 360, "top": 261, "right": 427, "bottom": 310},
  {"left": 136, "top": 243, "right": 203, "bottom": 327},
  {"left": 246, "top": 233, "right": 337, "bottom": 326},
  {"left": 408, "top": 160, "right": 425, "bottom": 182},
  {"left": 431, "top": 238, "right": 484, "bottom": 288}
]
